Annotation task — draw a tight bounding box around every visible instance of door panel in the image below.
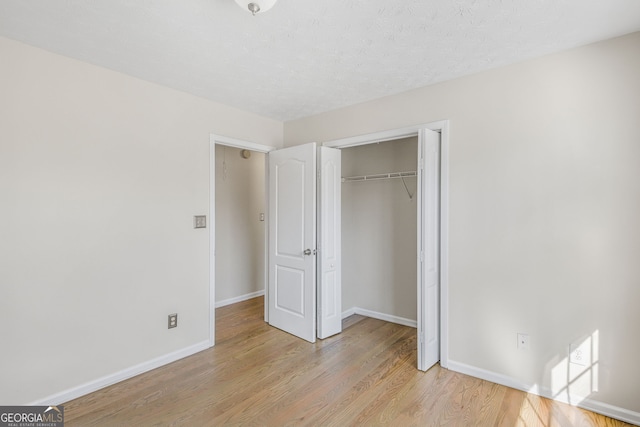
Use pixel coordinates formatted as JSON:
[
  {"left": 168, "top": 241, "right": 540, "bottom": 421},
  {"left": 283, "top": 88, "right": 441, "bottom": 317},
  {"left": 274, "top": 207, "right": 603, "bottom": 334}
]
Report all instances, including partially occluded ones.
[
  {"left": 268, "top": 143, "right": 317, "bottom": 343},
  {"left": 317, "top": 146, "right": 342, "bottom": 339},
  {"left": 275, "top": 160, "right": 306, "bottom": 257},
  {"left": 418, "top": 129, "right": 441, "bottom": 371},
  {"left": 274, "top": 266, "right": 305, "bottom": 316}
]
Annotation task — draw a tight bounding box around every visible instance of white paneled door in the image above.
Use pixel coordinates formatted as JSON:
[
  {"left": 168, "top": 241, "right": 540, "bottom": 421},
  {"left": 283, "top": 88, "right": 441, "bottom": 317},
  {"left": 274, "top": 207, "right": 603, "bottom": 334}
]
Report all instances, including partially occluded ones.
[
  {"left": 417, "top": 128, "right": 441, "bottom": 371},
  {"left": 317, "top": 146, "right": 342, "bottom": 339},
  {"left": 267, "top": 143, "right": 341, "bottom": 343}
]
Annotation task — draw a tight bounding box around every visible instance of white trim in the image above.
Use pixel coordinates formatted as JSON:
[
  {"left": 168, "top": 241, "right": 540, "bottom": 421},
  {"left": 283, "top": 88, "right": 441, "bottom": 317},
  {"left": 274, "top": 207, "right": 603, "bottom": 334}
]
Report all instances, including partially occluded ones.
[
  {"left": 322, "top": 121, "right": 450, "bottom": 370},
  {"left": 263, "top": 153, "right": 270, "bottom": 324},
  {"left": 437, "top": 120, "right": 450, "bottom": 369},
  {"left": 209, "top": 140, "right": 216, "bottom": 347},
  {"left": 447, "top": 360, "right": 531, "bottom": 394},
  {"left": 210, "top": 134, "right": 276, "bottom": 153},
  {"left": 341, "top": 307, "right": 356, "bottom": 319},
  {"left": 341, "top": 307, "right": 417, "bottom": 329},
  {"left": 447, "top": 361, "right": 640, "bottom": 426},
  {"left": 323, "top": 123, "right": 434, "bottom": 148},
  {"left": 209, "top": 134, "right": 274, "bottom": 348},
  {"left": 215, "top": 290, "right": 265, "bottom": 308},
  {"left": 29, "top": 341, "right": 210, "bottom": 406}
]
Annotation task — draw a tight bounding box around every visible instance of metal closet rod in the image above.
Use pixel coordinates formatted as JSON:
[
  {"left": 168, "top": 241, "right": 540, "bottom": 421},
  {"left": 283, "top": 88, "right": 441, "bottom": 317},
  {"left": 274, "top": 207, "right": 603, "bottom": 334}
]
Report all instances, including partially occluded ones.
[{"left": 341, "top": 170, "right": 417, "bottom": 183}]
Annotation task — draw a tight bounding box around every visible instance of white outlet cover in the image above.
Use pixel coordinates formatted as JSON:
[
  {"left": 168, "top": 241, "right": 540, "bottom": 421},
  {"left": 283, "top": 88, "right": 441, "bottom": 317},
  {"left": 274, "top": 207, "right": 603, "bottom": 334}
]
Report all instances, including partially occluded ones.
[
  {"left": 194, "top": 215, "right": 207, "bottom": 229},
  {"left": 570, "top": 342, "right": 590, "bottom": 366}
]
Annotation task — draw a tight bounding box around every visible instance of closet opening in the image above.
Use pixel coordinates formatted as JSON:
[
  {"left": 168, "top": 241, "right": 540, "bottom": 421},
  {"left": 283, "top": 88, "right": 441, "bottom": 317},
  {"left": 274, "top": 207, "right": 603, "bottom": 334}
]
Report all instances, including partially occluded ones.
[
  {"left": 341, "top": 137, "right": 419, "bottom": 330},
  {"left": 325, "top": 121, "right": 448, "bottom": 371}
]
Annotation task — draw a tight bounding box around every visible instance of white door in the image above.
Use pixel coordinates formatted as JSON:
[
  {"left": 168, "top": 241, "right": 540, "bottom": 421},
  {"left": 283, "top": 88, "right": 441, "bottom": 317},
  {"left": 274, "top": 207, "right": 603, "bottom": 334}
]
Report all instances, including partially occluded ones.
[
  {"left": 317, "top": 146, "right": 342, "bottom": 339},
  {"left": 417, "top": 129, "right": 441, "bottom": 371},
  {"left": 268, "top": 143, "right": 317, "bottom": 343}
]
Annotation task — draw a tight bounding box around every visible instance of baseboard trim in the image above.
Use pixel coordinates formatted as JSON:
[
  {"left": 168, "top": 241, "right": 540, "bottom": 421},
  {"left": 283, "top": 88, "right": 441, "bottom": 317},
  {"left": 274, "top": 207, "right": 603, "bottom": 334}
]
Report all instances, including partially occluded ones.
[
  {"left": 215, "top": 290, "right": 265, "bottom": 308},
  {"left": 342, "top": 307, "right": 417, "bottom": 328},
  {"left": 447, "top": 360, "right": 640, "bottom": 425},
  {"left": 341, "top": 307, "right": 356, "bottom": 319},
  {"left": 30, "top": 340, "right": 210, "bottom": 406}
]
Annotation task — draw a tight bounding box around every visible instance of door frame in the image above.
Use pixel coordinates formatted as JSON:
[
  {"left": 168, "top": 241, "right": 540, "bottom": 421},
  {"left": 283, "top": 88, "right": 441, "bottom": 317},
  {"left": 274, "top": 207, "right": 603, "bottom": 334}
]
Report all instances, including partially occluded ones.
[
  {"left": 209, "top": 134, "right": 275, "bottom": 347},
  {"left": 323, "top": 120, "right": 450, "bottom": 369}
]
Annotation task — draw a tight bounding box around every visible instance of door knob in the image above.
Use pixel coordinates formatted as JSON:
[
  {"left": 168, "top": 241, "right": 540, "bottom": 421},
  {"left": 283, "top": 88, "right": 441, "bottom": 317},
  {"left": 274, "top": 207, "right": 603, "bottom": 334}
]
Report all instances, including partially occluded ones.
[{"left": 303, "top": 249, "right": 315, "bottom": 256}]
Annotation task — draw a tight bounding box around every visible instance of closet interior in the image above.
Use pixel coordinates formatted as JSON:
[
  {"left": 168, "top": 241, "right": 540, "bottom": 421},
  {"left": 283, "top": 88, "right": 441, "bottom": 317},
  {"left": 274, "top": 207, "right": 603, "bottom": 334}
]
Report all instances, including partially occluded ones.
[{"left": 341, "top": 136, "right": 419, "bottom": 325}]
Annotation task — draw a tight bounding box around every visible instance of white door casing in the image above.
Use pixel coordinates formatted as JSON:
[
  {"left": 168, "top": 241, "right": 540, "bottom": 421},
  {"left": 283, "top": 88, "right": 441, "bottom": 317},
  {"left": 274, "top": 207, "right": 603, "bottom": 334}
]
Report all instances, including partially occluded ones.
[
  {"left": 317, "top": 146, "right": 342, "bottom": 339},
  {"left": 417, "top": 128, "right": 441, "bottom": 371},
  {"left": 268, "top": 143, "right": 317, "bottom": 343}
]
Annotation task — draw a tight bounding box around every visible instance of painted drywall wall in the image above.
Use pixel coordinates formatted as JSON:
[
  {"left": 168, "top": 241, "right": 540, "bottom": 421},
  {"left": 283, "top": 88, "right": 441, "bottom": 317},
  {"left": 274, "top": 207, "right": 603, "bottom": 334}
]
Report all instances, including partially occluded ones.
[
  {"left": 342, "top": 138, "right": 418, "bottom": 321},
  {"left": 215, "top": 145, "right": 265, "bottom": 302},
  {"left": 0, "top": 36, "right": 282, "bottom": 404},
  {"left": 285, "top": 32, "right": 640, "bottom": 416}
]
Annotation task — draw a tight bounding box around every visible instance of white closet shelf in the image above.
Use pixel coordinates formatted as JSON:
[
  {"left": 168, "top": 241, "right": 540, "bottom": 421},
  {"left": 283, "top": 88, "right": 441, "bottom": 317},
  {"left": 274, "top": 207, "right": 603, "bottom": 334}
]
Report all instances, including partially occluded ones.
[{"left": 341, "top": 171, "right": 416, "bottom": 183}]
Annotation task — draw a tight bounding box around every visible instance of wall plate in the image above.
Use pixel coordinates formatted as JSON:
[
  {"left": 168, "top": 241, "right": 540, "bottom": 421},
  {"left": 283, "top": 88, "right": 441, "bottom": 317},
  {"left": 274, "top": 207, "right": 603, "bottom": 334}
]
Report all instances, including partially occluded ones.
[
  {"left": 517, "top": 333, "right": 530, "bottom": 350},
  {"left": 570, "top": 342, "right": 590, "bottom": 366},
  {"left": 194, "top": 215, "right": 207, "bottom": 229},
  {"left": 168, "top": 313, "right": 178, "bottom": 329}
]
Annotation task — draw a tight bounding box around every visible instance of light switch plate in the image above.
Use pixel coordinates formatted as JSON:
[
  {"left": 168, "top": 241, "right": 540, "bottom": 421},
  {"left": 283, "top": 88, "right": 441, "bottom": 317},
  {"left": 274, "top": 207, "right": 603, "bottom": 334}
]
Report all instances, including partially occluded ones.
[{"left": 194, "top": 215, "right": 207, "bottom": 229}]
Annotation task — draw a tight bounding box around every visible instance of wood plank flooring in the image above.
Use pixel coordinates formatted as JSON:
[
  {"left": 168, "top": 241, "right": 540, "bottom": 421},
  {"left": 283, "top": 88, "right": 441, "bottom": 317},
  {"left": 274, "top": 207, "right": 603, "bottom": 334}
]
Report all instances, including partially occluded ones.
[{"left": 64, "top": 297, "right": 633, "bottom": 426}]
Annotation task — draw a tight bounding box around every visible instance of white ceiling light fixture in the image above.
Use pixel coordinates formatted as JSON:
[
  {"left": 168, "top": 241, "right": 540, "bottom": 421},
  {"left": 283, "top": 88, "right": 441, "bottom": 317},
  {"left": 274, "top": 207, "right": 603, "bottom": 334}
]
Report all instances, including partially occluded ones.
[{"left": 234, "top": 0, "right": 278, "bottom": 16}]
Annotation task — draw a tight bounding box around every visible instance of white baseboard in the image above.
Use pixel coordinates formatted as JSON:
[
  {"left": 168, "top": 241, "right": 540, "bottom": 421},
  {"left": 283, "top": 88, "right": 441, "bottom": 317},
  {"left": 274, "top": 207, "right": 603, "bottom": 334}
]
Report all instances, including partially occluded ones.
[
  {"left": 447, "top": 360, "right": 640, "bottom": 426},
  {"left": 30, "top": 340, "right": 210, "bottom": 406},
  {"left": 342, "top": 307, "right": 417, "bottom": 328},
  {"left": 215, "top": 290, "right": 265, "bottom": 308},
  {"left": 341, "top": 307, "right": 356, "bottom": 319}
]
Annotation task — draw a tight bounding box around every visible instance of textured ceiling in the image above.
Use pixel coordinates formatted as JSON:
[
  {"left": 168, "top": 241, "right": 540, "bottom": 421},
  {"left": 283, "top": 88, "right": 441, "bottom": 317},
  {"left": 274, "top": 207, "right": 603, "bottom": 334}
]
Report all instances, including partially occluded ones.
[{"left": 1, "top": 0, "right": 640, "bottom": 122}]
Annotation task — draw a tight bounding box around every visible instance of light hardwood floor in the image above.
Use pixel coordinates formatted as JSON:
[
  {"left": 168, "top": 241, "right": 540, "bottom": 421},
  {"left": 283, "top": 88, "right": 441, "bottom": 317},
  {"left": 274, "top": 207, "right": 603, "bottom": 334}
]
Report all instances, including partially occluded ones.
[{"left": 65, "top": 297, "right": 632, "bottom": 426}]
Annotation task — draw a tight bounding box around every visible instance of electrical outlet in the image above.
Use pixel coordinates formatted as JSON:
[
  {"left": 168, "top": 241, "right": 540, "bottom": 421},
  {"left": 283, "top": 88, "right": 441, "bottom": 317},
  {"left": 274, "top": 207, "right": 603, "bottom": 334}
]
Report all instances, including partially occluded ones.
[
  {"left": 194, "top": 215, "right": 207, "bottom": 229},
  {"left": 570, "top": 342, "right": 589, "bottom": 366},
  {"left": 168, "top": 313, "right": 178, "bottom": 329},
  {"left": 517, "top": 333, "right": 530, "bottom": 350}
]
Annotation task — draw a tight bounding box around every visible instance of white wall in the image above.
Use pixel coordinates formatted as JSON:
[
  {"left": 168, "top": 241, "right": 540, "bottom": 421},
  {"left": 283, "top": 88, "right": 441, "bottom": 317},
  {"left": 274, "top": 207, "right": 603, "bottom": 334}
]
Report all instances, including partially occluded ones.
[
  {"left": 342, "top": 138, "right": 418, "bottom": 321},
  {"left": 215, "top": 146, "right": 265, "bottom": 302},
  {"left": 0, "top": 36, "right": 282, "bottom": 404},
  {"left": 285, "top": 32, "right": 640, "bottom": 417}
]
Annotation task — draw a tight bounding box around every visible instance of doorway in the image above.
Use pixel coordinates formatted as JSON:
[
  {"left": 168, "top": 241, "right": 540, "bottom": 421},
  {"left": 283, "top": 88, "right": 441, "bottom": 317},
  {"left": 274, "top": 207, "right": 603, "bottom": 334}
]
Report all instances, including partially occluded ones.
[
  {"left": 341, "top": 137, "right": 419, "bottom": 327},
  {"left": 209, "top": 135, "right": 274, "bottom": 346},
  {"left": 209, "top": 121, "right": 449, "bottom": 370},
  {"left": 324, "top": 122, "right": 449, "bottom": 370},
  {"left": 214, "top": 145, "right": 266, "bottom": 306}
]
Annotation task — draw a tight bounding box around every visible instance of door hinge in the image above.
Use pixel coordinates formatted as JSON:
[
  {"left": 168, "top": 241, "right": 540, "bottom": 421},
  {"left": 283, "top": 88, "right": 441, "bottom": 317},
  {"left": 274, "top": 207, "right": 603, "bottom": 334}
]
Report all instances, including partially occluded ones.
[{"left": 419, "top": 159, "right": 424, "bottom": 170}]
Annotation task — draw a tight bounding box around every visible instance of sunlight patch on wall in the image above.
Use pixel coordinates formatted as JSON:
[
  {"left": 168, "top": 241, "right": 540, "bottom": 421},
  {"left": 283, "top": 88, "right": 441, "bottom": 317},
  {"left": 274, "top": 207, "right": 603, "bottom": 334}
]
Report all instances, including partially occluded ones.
[{"left": 551, "top": 330, "right": 600, "bottom": 405}]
